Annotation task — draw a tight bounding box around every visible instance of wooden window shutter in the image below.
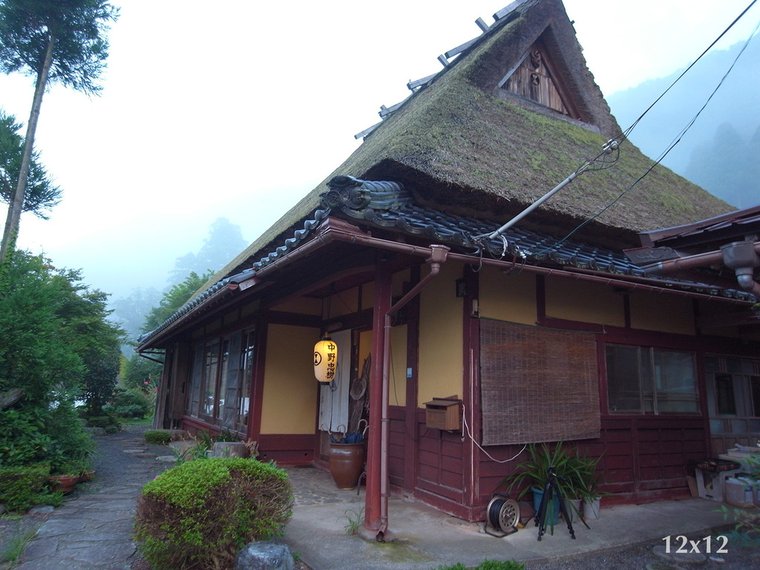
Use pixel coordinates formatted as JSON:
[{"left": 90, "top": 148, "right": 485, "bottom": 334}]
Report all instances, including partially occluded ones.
[{"left": 479, "top": 319, "right": 600, "bottom": 446}]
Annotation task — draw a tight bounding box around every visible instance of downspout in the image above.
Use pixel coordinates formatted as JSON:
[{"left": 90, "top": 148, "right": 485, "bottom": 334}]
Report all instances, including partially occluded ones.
[
  {"left": 377, "top": 244, "right": 449, "bottom": 540},
  {"left": 721, "top": 240, "right": 760, "bottom": 300}
]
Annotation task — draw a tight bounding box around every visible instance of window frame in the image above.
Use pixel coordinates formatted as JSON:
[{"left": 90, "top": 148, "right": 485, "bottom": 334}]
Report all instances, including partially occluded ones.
[{"left": 605, "top": 343, "right": 699, "bottom": 416}]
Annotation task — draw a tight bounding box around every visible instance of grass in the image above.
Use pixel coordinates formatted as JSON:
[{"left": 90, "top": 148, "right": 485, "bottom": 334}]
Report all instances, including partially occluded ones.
[
  {"left": 0, "top": 529, "right": 37, "bottom": 565},
  {"left": 343, "top": 508, "right": 364, "bottom": 536}
]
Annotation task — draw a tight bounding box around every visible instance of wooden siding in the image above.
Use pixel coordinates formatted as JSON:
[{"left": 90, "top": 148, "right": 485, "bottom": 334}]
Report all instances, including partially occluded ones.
[
  {"left": 257, "top": 434, "right": 316, "bottom": 465},
  {"left": 473, "top": 416, "right": 706, "bottom": 517},
  {"left": 388, "top": 406, "right": 406, "bottom": 489}
]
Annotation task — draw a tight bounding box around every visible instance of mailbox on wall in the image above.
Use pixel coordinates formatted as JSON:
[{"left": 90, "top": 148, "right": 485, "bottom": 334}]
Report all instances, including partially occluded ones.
[{"left": 424, "top": 397, "right": 461, "bottom": 431}]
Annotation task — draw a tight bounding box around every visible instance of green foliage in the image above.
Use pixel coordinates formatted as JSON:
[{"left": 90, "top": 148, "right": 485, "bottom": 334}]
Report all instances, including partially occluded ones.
[
  {"left": 121, "top": 353, "right": 162, "bottom": 392},
  {"left": 105, "top": 386, "right": 151, "bottom": 418},
  {"left": 0, "top": 252, "right": 86, "bottom": 402},
  {"left": 46, "top": 400, "right": 94, "bottom": 474},
  {"left": 476, "top": 561, "right": 525, "bottom": 570},
  {"left": 343, "top": 508, "right": 364, "bottom": 535},
  {"left": 0, "top": 0, "right": 119, "bottom": 94},
  {"left": 501, "top": 442, "right": 600, "bottom": 501},
  {"left": 84, "top": 414, "right": 120, "bottom": 430},
  {"left": 0, "top": 528, "right": 36, "bottom": 564},
  {"left": 144, "top": 430, "right": 173, "bottom": 446},
  {"left": 142, "top": 270, "right": 214, "bottom": 333},
  {"left": 0, "top": 251, "right": 122, "bottom": 415},
  {"left": 0, "top": 463, "right": 62, "bottom": 512},
  {"left": 0, "top": 408, "right": 51, "bottom": 466},
  {"left": 135, "top": 457, "right": 293, "bottom": 570},
  {"left": 0, "top": 110, "right": 61, "bottom": 218},
  {"left": 436, "top": 562, "right": 525, "bottom": 570}
]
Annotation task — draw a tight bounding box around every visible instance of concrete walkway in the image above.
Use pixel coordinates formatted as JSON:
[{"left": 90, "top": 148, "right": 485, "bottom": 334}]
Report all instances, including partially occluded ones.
[
  {"left": 283, "top": 466, "right": 753, "bottom": 570},
  {"left": 9, "top": 434, "right": 755, "bottom": 570},
  {"left": 15, "top": 426, "right": 167, "bottom": 570}
]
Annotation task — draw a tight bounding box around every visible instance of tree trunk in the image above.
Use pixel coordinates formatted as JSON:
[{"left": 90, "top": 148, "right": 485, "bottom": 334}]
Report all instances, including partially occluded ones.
[{"left": 0, "top": 31, "right": 56, "bottom": 263}]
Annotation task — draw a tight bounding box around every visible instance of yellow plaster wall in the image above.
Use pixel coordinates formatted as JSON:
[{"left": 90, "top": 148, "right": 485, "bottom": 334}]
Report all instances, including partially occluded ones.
[
  {"left": 630, "top": 292, "right": 695, "bottom": 335},
  {"left": 359, "top": 330, "right": 372, "bottom": 375},
  {"left": 259, "top": 324, "right": 320, "bottom": 434},
  {"left": 479, "top": 267, "right": 536, "bottom": 324},
  {"left": 270, "top": 296, "right": 321, "bottom": 316},
  {"left": 327, "top": 288, "right": 359, "bottom": 318},
  {"left": 392, "top": 269, "right": 411, "bottom": 297},
  {"left": 418, "top": 263, "right": 463, "bottom": 407},
  {"left": 362, "top": 282, "right": 375, "bottom": 311},
  {"left": 389, "top": 325, "right": 408, "bottom": 407},
  {"left": 545, "top": 277, "right": 625, "bottom": 326}
]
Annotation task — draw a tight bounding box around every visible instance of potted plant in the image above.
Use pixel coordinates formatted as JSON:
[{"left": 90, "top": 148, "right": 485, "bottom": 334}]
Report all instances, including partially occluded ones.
[
  {"left": 49, "top": 459, "right": 92, "bottom": 494},
  {"left": 576, "top": 455, "right": 603, "bottom": 520},
  {"left": 502, "top": 442, "right": 582, "bottom": 525}
]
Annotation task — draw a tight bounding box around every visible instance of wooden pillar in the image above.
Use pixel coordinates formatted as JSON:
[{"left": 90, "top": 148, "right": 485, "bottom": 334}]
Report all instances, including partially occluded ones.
[
  {"left": 365, "top": 259, "right": 392, "bottom": 530},
  {"left": 248, "top": 321, "right": 268, "bottom": 442}
]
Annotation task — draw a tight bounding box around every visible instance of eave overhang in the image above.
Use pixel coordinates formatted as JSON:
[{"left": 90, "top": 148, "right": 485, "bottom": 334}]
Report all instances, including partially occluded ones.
[{"left": 139, "top": 177, "right": 757, "bottom": 351}]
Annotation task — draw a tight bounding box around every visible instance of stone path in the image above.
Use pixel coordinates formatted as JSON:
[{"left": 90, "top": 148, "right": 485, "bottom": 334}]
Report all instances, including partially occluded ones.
[{"left": 14, "top": 426, "right": 169, "bottom": 570}]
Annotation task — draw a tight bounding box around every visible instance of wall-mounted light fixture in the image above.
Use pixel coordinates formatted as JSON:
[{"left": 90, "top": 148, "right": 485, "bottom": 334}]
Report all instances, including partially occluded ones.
[{"left": 314, "top": 338, "right": 338, "bottom": 383}]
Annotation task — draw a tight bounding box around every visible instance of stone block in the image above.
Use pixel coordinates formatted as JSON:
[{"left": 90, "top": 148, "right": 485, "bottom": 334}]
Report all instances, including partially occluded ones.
[{"left": 234, "top": 542, "right": 294, "bottom": 570}]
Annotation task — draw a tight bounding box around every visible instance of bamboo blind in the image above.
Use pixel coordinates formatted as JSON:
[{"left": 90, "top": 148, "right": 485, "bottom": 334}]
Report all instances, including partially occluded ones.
[{"left": 479, "top": 319, "right": 600, "bottom": 446}]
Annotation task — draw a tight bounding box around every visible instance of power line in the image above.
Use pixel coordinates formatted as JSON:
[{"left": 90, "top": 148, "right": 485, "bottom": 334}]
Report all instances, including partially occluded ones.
[{"left": 551, "top": 13, "right": 760, "bottom": 249}]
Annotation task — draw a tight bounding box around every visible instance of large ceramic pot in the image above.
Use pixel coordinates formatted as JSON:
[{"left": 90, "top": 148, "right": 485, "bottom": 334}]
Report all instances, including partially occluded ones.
[{"left": 328, "top": 443, "right": 365, "bottom": 489}]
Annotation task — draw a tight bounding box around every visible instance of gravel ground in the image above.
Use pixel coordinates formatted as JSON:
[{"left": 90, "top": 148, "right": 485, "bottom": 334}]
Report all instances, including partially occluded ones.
[{"left": 524, "top": 528, "right": 760, "bottom": 569}]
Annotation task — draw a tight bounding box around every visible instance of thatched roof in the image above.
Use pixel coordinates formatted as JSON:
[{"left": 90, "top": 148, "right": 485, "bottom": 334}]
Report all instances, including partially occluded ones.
[{"left": 207, "top": 0, "right": 731, "bottom": 289}]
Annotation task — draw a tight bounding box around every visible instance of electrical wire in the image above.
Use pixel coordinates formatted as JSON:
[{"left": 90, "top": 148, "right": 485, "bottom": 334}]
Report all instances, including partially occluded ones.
[
  {"left": 617, "top": 0, "right": 758, "bottom": 148},
  {"left": 550, "top": 16, "right": 760, "bottom": 250},
  {"left": 461, "top": 402, "right": 527, "bottom": 464},
  {"left": 474, "top": 1, "right": 758, "bottom": 261}
]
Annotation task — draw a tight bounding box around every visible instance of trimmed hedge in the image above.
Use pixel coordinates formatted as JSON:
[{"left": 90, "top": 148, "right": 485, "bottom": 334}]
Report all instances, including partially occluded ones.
[
  {"left": 135, "top": 457, "right": 292, "bottom": 569},
  {"left": 143, "top": 430, "right": 173, "bottom": 446}
]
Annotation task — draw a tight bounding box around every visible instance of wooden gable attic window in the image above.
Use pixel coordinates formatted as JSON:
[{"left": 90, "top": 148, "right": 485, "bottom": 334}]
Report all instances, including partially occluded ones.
[{"left": 498, "top": 39, "right": 581, "bottom": 120}]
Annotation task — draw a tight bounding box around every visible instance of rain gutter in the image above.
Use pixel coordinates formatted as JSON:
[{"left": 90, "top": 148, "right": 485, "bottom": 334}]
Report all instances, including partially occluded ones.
[
  {"left": 642, "top": 240, "right": 760, "bottom": 300},
  {"left": 141, "top": 217, "right": 752, "bottom": 350}
]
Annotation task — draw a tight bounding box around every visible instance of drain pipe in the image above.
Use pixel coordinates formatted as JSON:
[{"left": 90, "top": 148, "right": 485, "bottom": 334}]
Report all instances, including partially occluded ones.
[
  {"left": 721, "top": 240, "right": 760, "bottom": 299},
  {"left": 377, "top": 244, "right": 449, "bottom": 540}
]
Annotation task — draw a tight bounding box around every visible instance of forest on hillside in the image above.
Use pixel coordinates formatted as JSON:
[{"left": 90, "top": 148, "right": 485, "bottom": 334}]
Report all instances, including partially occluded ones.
[{"left": 607, "top": 37, "right": 759, "bottom": 209}]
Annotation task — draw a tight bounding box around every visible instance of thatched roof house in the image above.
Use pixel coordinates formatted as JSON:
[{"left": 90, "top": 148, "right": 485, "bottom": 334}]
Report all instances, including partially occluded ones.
[
  {"left": 138, "top": 0, "right": 758, "bottom": 534},
  {"left": 203, "top": 0, "right": 729, "bottom": 292}
]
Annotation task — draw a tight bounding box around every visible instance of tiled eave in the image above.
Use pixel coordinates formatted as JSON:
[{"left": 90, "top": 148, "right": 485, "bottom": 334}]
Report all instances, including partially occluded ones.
[{"left": 138, "top": 177, "right": 754, "bottom": 350}]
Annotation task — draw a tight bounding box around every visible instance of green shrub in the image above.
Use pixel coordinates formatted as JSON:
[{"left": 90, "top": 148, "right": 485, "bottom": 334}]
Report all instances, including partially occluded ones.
[
  {"left": 85, "top": 415, "right": 120, "bottom": 429},
  {"left": 135, "top": 457, "right": 293, "bottom": 569},
  {"left": 144, "top": 430, "right": 173, "bottom": 445},
  {"left": 47, "top": 401, "right": 95, "bottom": 474},
  {"left": 0, "top": 408, "right": 51, "bottom": 466},
  {"left": 105, "top": 387, "right": 151, "bottom": 419},
  {"left": 0, "top": 464, "right": 62, "bottom": 512}
]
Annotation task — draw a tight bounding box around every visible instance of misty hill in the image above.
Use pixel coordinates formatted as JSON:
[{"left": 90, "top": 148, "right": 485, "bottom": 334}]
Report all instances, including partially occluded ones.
[{"left": 607, "top": 37, "right": 760, "bottom": 209}]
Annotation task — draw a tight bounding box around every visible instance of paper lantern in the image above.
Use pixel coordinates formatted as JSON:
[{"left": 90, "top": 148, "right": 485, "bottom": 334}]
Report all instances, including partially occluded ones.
[{"left": 314, "top": 338, "right": 338, "bottom": 383}]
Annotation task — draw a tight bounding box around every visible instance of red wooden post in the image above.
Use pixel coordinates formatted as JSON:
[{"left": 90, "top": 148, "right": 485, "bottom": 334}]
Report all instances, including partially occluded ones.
[{"left": 365, "top": 260, "right": 392, "bottom": 530}]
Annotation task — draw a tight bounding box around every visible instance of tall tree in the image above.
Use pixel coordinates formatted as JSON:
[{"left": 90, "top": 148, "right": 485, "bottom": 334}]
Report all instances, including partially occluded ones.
[
  {"left": 168, "top": 218, "right": 247, "bottom": 285},
  {"left": 143, "top": 271, "right": 214, "bottom": 333},
  {"left": 0, "top": 110, "right": 61, "bottom": 218},
  {"left": 0, "top": 0, "right": 118, "bottom": 262}
]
